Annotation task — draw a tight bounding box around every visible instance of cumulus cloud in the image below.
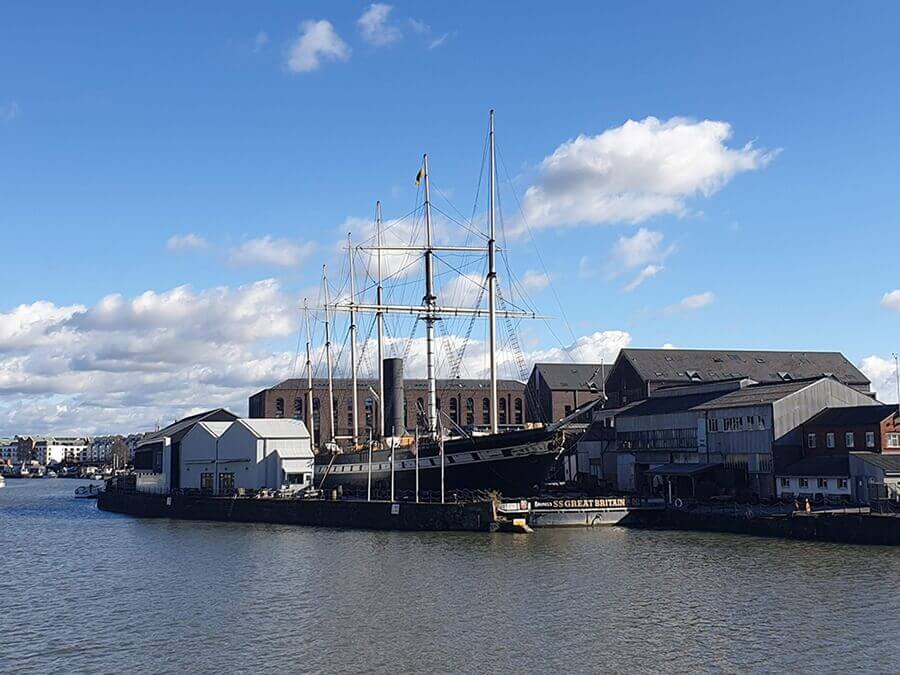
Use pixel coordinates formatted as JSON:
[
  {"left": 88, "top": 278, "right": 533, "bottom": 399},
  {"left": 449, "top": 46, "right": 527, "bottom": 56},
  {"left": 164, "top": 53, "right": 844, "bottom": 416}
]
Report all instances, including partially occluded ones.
[
  {"left": 166, "top": 233, "right": 208, "bottom": 252},
  {"left": 518, "top": 116, "right": 778, "bottom": 233},
  {"left": 287, "top": 20, "right": 351, "bottom": 73},
  {"left": 607, "top": 227, "right": 675, "bottom": 290},
  {"left": 230, "top": 236, "right": 315, "bottom": 267},
  {"left": 859, "top": 355, "right": 899, "bottom": 403},
  {"left": 520, "top": 270, "right": 552, "bottom": 292},
  {"left": 0, "top": 101, "right": 19, "bottom": 122},
  {"left": 664, "top": 291, "right": 715, "bottom": 315},
  {"left": 881, "top": 290, "right": 900, "bottom": 312},
  {"left": 358, "top": 4, "right": 401, "bottom": 46},
  {"left": 0, "top": 280, "right": 300, "bottom": 436}
]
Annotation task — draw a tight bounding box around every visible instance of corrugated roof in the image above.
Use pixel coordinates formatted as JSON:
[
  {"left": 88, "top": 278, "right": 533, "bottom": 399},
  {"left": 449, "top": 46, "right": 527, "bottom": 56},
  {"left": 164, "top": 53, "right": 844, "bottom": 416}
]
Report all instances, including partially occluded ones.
[
  {"left": 805, "top": 405, "right": 896, "bottom": 427},
  {"left": 620, "top": 348, "right": 869, "bottom": 387},
  {"left": 138, "top": 408, "right": 239, "bottom": 446},
  {"left": 850, "top": 452, "right": 900, "bottom": 473},
  {"left": 533, "top": 363, "right": 611, "bottom": 391},
  {"left": 778, "top": 455, "right": 849, "bottom": 477},
  {"left": 235, "top": 418, "right": 310, "bottom": 439}
]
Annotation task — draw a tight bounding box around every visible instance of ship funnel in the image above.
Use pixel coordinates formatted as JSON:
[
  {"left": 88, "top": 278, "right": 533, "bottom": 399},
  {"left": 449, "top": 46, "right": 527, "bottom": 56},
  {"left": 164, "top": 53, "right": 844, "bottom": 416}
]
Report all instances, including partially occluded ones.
[{"left": 383, "top": 357, "right": 406, "bottom": 437}]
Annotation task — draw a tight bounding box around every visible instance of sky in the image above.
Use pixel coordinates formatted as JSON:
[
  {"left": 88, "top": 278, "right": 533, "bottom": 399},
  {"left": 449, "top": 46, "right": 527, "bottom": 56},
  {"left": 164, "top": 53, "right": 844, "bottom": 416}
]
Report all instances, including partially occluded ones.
[{"left": 2, "top": 2, "right": 900, "bottom": 435}]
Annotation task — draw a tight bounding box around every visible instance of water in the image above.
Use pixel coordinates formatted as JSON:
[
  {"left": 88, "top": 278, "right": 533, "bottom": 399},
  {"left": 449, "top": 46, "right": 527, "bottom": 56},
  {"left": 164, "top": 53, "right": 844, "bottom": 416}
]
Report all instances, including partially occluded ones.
[{"left": 2, "top": 480, "right": 899, "bottom": 674}]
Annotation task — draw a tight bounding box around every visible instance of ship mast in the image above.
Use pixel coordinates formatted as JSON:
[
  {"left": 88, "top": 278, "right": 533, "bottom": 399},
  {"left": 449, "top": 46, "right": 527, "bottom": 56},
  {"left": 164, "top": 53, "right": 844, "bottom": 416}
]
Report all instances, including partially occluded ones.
[
  {"left": 422, "top": 154, "right": 438, "bottom": 435},
  {"left": 304, "top": 298, "right": 315, "bottom": 448},
  {"left": 487, "top": 110, "right": 499, "bottom": 434},
  {"left": 322, "top": 265, "right": 336, "bottom": 447},
  {"left": 375, "top": 201, "right": 385, "bottom": 441},
  {"left": 348, "top": 233, "right": 359, "bottom": 449}
]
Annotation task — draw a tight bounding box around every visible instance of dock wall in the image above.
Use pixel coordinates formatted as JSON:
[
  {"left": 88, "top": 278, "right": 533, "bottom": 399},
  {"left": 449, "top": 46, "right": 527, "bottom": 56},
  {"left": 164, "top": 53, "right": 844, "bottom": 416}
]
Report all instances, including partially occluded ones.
[{"left": 98, "top": 491, "right": 494, "bottom": 532}]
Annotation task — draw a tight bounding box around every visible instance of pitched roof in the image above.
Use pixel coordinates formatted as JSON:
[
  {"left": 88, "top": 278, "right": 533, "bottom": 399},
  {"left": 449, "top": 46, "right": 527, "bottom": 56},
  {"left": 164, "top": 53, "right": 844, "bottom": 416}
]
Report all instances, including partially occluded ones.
[
  {"left": 805, "top": 405, "right": 896, "bottom": 427},
  {"left": 138, "top": 408, "right": 239, "bottom": 446},
  {"left": 532, "top": 363, "right": 611, "bottom": 391},
  {"left": 266, "top": 378, "right": 524, "bottom": 392},
  {"left": 234, "top": 418, "right": 310, "bottom": 439},
  {"left": 196, "top": 421, "right": 233, "bottom": 437},
  {"left": 619, "top": 348, "right": 869, "bottom": 387},
  {"left": 778, "top": 455, "right": 849, "bottom": 477},
  {"left": 850, "top": 452, "right": 900, "bottom": 473}
]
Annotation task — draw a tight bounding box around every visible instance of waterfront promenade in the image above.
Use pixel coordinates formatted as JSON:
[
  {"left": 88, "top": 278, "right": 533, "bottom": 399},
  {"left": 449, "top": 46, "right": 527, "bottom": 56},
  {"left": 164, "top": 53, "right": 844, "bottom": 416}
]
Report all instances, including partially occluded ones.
[{"left": 3, "top": 479, "right": 900, "bottom": 673}]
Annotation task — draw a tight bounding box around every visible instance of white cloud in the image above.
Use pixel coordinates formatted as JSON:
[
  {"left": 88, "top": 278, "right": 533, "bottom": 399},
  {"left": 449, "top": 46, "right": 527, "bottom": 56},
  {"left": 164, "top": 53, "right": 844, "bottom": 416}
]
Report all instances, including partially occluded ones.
[
  {"left": 0, "top": 280, "right": 301, "bottom": 436},
  {"left": 859, "top": 355, "right": 899, "bottom": 403},
  {"left": 407, "top": 18, "right": 450, "bottom": 49},
  {"left": 253, "top": 31, "right": 269, "bottom": 52},
  {"left": 358, "top": 4, "right": 401, "bottom": 46},
  {"left": 881, "top": 290, "right": 900, "bottom": 312},
  {"left": 0, "top": 102, "right": 19, "bottom": 122},
  {"left": 166, "top": 233, "right": 208, "bottom": 252},
  {"left": 520, "top": 270, "right": 552, "bottom": 292},
  {"left": 230, "top": 236, "right": 315, "bottom": 267},
  {"left": 662, "top": 343, "right": 677, "bottom": 349},
  {"left": 623, "top": 264, "right": 663, "bottom": 292},
  {"left": 518, "top": 116, "right": 778, "bottom": 232},
  {"left": 664, "top": 291, "right": 715, "bottom": 315},
  {"left": 428, "top": 32, "right": 450, "bottom": 49},
  {"left": 287, "top": 20, "right": 351, "bottom": 73}
]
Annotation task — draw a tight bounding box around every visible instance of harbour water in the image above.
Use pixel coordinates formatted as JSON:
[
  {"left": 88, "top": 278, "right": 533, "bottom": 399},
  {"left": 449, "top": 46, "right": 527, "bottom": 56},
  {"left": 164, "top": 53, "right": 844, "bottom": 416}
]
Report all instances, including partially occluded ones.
[{"left": 3, "top": 480, "right": 899, "bottom": 674}]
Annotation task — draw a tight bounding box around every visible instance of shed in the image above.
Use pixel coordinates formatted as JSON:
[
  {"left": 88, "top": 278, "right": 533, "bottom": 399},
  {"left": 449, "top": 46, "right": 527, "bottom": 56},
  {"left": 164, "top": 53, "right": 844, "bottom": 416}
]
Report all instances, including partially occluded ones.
[
  {"left": 215, "top": 418, "right": 314, "bottom": 492},
  {"left": 179, "top": 421, "right": 233, "bottom": 492}
]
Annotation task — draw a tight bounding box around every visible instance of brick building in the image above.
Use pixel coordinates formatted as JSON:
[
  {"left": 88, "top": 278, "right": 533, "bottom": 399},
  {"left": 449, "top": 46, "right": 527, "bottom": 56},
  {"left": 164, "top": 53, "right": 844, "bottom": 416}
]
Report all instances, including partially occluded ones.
[
  {"left": 524, "top": 363, "right": 609, "bottom": 424},
  {"left": 801, "top": 405, "right": 900, "bottom": 457},
  {"left": 249, "top": 378, "right": 527, "bottom": 446}
]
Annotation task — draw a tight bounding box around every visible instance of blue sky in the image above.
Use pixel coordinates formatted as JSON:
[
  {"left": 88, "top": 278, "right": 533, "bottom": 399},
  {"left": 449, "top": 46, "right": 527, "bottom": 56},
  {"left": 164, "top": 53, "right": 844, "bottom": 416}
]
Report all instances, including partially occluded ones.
[{"left": 2, "top": 2, "right": 900, "bottom": 433}]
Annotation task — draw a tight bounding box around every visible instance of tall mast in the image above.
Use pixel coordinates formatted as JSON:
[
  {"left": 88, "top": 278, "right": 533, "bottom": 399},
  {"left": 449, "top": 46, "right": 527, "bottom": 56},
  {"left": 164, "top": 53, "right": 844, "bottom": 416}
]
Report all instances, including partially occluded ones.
[
  {"left": 422, "top": 154, "right": 438, "bottom": 436},
  {"left": 304, "top": 298, "right": 315, "bottom": 449},
  {"left": 348, "top": 232, "right": 359, "bottom": 449},
  {"left": 322, "top": 265, "right": 336, "bottom": 446},
  {"left": 487, "top": 109, "right": 499, "bottom": 434},
  {"left": 375, "top": 201, "right": 385, "bottom": 441}
]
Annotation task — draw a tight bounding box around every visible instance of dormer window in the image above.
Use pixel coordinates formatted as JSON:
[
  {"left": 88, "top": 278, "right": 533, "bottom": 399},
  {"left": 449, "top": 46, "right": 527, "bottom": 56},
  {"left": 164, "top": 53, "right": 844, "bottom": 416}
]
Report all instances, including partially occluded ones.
[
  {"left": 778, "top": 372, "right": 793, "bottom": 381},
  {"left": 686, "top": 370, "right": 702, "bottom": 382}
]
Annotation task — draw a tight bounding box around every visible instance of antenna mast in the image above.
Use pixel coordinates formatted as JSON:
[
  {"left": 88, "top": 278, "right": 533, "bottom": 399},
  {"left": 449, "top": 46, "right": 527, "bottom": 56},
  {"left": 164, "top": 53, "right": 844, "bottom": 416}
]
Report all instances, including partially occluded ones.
[
  {"left": 488, "top": 110, "right": 499, "bottom": 434},
  {"left": 375, "top": 201, "right": 385, "bottom": 442},
  {"left": 422, "top": 154, "right": 438, "bottom": 436},
  {"left": 304, "top": 298, "right": 315, "bottom": 449},
  {"left": 322, "top": 265, "right": 336, "bottom": 447}
]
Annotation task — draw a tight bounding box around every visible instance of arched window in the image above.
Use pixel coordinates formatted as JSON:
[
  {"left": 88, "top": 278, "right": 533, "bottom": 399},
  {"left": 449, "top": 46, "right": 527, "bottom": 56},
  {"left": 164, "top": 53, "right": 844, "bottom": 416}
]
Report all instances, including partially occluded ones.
[
  {"left": 482, "top": 398, "right": 490, "bottom": 425},
  {"left": 275, "top": 397, "right": 285, "bottom": 419},
  {"left": 347, "top": 399, "right": 354, "bottom": 428},
  {"left": 499, "top": 398, "right": 507, "bottom": 425},
  {"left": 514, "top": 398, "right": 523, "bottom": 424},
  {"left": 293, "top": 398, "right": 302, "bottom": 420},
  {"left": 466, "top": 398, "right": 474, "bottom": 426},
  {"left": 333, "top": 399, "right": 339, "bottom": 433},
  {"left": 365, "top": 398, "right": 374, "bottom": 430},
  {"left": 404, "top": 399, "right": 409, "bottom": 427},
  {"left": 449, "top": 398, "right": 459, "bottom": 424},
  {"left": 312, "top": 398, "right": 321, "bottom": 437},
  {"left": 416, "top": 397, "right": 426, "bottom": 429}
]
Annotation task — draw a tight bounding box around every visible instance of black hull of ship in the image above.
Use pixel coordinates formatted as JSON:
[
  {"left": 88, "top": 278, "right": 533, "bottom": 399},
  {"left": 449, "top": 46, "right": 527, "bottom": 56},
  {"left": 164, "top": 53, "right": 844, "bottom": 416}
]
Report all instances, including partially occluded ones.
[{"left": 315, "top": 428, "right": 561, "bottom": 498}]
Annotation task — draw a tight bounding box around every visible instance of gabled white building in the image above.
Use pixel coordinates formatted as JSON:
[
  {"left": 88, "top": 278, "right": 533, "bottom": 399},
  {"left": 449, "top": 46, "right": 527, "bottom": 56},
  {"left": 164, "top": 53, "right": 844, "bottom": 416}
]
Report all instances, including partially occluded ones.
[
  {"left": 196, "top": 418, "right": 313, "bottom": 493},
  {"left": 180, "top": 421, "right": 233, "bottom": 492}
]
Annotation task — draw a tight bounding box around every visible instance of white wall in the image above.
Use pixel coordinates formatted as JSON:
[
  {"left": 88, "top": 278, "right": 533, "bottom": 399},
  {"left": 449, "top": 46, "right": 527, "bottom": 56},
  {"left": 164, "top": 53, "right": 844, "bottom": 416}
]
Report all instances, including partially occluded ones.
[
  {"left": 775, "top": 475, "right": 851, "bottom": 498},
  {"left": 180, "top": 425, "right": 223, "bottom": 490}
]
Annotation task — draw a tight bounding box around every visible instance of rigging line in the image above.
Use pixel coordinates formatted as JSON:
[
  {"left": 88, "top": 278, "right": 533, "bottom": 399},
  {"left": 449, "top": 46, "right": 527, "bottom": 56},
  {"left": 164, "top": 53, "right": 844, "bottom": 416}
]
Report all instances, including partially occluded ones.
[
  {"left": 353, "top": 203, "right": 423, "bottom": 247},
  {"left": 288, "top": 303, "right": 305, "bottom": 378},
  {"left": 497, "top": 141, "right": 577, "bottom": 345},
  {"left": 430, "top": 202, "right": 488, "bottom": 241}
]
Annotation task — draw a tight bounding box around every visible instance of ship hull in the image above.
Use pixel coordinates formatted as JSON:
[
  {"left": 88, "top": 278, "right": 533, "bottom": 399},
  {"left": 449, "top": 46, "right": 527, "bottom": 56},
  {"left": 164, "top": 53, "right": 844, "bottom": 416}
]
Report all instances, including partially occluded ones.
[{"left": 315, "top": 428, "right": 561, "bottom": 498}]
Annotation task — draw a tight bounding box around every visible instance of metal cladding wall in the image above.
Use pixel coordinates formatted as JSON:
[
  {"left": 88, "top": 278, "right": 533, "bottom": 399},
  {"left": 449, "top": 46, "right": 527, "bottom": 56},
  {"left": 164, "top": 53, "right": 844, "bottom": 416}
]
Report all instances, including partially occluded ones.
[
  {"left": 773, "top": 379, "right": 879, "bottom": 446},
  {"left": 384, "top": 357, "right": 405, "bottom": 437},
  {"left": 179, "top": 424, "right": 226, "bottom": 490}
]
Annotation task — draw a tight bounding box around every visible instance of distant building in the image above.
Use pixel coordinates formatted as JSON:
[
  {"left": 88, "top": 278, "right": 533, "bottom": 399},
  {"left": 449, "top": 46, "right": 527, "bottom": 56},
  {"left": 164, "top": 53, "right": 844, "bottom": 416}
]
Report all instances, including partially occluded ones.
[
  {"left": 0, "top": 438, "right": 16, "bottom": 463},
  {"left": 524, "top": 363, "right": 609, "bottom": 424},
  {"left": 33, "top": 437, "right": 88, "bottom": 465},
  {"left": 774, "top": 456, "right": 852, "bottom": 500},
  {"left": 849, "top": 452, "right": 900, "bottom": 503},
  {"left": 800, "top": 405, "right": 900, "bottom": 456},
  {"left": 603, "top": 348, "right": 871, "bottom": 408}
]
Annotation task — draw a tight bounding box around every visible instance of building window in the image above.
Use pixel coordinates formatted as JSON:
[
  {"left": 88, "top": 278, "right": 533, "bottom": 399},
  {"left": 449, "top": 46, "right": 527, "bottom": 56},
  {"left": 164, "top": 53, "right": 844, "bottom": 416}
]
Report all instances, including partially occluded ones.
[
  {"left": 482, "top": 398, "right": 490, "bottom": 425},
  {"left": 888, "top": 433, "right": 900, "bottom": 448},
  {"left": 818, "top": 478, "right": 828, "bottom": 489},
  {"left": 799, "top": 478, "right": 809, "bottom": 489},
  {"left": 312, "top": 398, "right": 321, "bottom": 437},
  {"left": 416, "top": 397, "right": 426, "bottom": 429},
  {"left": 866, "top": 431, "right": 875, "bottom": 448},
  {"left": 807, "top": 433, "right": 816, "bottom": 449},
  {"left": 514, "top": 398, "right": 523, "bottom": 424},
  {"left": 780, "top": 477, "right": 790, "bottom": 488},
  {"left": 845, "top": 432, "right": 854, "bottom": 448},
  {"left": 838, "top": 478, "right": 848, "bottom": 489},
  {"left": 219, "top": 472, "right": 235, "bottom": 493},
  {"left": 499, "top": 398, "right": 507, "bottom": 425},
  {"left": 404, "top": 400, "right": 409, "bottom": 427},
  {"left": 449, "top": 398, "right": 459, "bottom": 424},
  {"left": 466, "top": 398, "right": 474, "bottom": 426},
  {"left": 826, "top": 433, "right": 835, "bottom": 449},
  {"left": 347, "top": 400, "right": 354, "bottom": 428},
  {"left": 365, "top": 398, "right": 374, "bottom": 430},
  {"left": 564, "top": 405, "right": 572, "bottom": 417},
  {"left": 293, "top": 398, "right": 303, "bottom": 420},
  {"left": 200, "top": 473, "right": 214, "bottom": 492},
  {"left": 275, "top": 398, "right": 285, "bottom": 419}
]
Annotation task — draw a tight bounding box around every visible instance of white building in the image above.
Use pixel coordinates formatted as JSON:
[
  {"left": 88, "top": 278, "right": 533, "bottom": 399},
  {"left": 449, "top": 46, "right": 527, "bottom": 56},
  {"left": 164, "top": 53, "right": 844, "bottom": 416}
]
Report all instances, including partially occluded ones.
[
  {"left": 849, "top": 452, "right": 900, "bottom": 503},
  {"left": 0, "top": 438, "right": 16, "bottom": 463},
  {"left": 186, "top": 418, "right": 314, "bottom": 493},
  {"left": 774, "top": 456, "right": 852, "bottom": 499},
  {"left": 34, "top": 437, "right": 89, "bottom": 465}
]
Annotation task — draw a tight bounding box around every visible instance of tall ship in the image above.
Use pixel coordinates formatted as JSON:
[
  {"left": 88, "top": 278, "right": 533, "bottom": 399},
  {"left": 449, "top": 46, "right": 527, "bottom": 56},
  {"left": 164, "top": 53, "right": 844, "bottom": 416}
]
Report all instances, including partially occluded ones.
[{"left": 303, "top": 111, "right": 601, "bottom": 498}]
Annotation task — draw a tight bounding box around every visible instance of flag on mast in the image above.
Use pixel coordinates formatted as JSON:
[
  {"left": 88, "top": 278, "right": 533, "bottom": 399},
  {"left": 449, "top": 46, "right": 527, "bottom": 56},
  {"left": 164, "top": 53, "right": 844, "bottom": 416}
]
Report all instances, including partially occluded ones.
[{"left": 415, "top": 164, "right": 424, "bottom": 186}]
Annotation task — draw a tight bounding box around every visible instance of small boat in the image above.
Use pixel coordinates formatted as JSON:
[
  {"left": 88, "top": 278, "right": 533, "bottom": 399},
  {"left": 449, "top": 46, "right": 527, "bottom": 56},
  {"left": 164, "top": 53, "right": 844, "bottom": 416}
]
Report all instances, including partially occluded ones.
[
  {"left": 0, "top": 475, "right": 5, "bottom": 488},
  {"left": 45, "top": 470, "right": 58, "bottom": 478},
  {"left": 74, "top": 484, "right": 103, "bottom": 499}
]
